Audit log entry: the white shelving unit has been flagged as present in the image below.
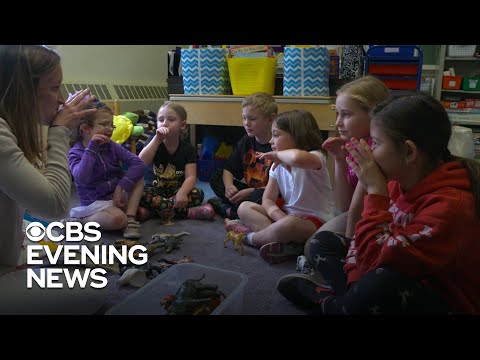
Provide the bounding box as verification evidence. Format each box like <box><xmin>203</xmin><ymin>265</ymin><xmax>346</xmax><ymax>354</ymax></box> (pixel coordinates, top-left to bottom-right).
<box><xmin>420</xmin><ymin>45</ymin><xmax>447</xmax><ymax>101</ymax></box>
<box><xmin>421</xmin><ymin>45</ymin><xmax>480</xmax><ymax>126</ymax></box>
<box><xmin>442</xmin><ymin>47</ymin><xmax>480</xmax><ymax>126</ymax></box>
<box><xmin>447</xmin><ymin>112</ymin><xmax>480</xmax><ymax>127</ymax></box>
<box><xmin>422</xmin><ymin>64</ymin><xmax>441</xmax><ymax>71</ymax></box>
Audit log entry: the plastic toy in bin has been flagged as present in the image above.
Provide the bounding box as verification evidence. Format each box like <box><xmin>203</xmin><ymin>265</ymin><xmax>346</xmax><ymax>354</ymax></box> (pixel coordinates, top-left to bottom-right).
<box><xmin>160</xmin><ymin>273</ymin><xmax>226</xmax><ymax>315</ymax></box>
<box><xmin>105</xmin><ymin>263</ymin><xmax>248</xmax><ymax>315</ymax></box>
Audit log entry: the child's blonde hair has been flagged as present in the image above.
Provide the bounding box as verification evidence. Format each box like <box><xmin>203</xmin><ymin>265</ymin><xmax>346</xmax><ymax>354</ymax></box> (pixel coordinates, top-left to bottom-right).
<box><xmin>159</xmin><ymin>101</ymin><xmax>188</xmax><ymax>121</ymax></box>
<box><xmin>337</xmin><ymin>75</ymin><xmax>389</xmax><ymax>111</ymax></box>
<box><xmin>242</xmin><ymin>92</ymin><xmax>278</xmax><ymax>116</ymax></box>
<box><xmin>274</xmin><ymin>110</ymin><xmax>324</xmax><ymax>153</ymax></box>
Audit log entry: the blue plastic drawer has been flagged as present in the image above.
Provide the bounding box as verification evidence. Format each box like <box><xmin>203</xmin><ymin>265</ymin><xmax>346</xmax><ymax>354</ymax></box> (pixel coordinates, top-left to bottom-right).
<box><xmin>368</xmin><ymin>45</ymin><xmax>417</xmax><ymax>57</ymax></box>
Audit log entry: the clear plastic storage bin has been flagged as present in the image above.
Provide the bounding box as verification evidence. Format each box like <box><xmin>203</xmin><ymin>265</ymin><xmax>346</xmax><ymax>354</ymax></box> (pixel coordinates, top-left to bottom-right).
<box><xmin>106</xmin><ymin>263</ymin><xmax>248</xmax><ymax>315</ymax></box>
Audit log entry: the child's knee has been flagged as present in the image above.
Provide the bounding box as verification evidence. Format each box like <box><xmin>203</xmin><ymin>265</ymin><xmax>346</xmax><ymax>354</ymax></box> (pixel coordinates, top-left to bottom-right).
<box><xmin>237</xmin><ymin>201</ymin><xmax>255</xmax><ymax>217</ymax></box>
<box><xmin>111</xmin><ymin>213</ymin><xmax>128</xmax><ymax>229</ymax></box>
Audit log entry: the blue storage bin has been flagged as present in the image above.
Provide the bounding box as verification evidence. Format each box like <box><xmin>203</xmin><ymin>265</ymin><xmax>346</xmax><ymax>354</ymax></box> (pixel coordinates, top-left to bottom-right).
<box><xmin>201</xmin><ymin>135</ymin><xmax>219</xmax><ymax>160</ymax></box>
<box><xmin>367</xmin><ymin>45</ymin><xmax>418</xmax><ymax>57</ymax></box>
<box><xmin>197</xmin><ymin>159</ymin><xmax>215</xmax><ymax>182</ymax></box>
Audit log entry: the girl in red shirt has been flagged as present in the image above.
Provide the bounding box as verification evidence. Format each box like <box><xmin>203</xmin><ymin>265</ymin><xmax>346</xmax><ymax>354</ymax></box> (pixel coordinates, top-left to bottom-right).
<box><xmin>277</xmin><ymin>94</ymin><xmax>480</xmax><ymax>314</ymax></box>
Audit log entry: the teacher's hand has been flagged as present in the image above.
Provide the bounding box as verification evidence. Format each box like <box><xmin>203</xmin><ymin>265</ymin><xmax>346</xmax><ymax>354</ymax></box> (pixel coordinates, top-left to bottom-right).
<box><xmin>52</xmin><ymin>89</ymin><xmax>97</xmax><ymax>130</ymax></box>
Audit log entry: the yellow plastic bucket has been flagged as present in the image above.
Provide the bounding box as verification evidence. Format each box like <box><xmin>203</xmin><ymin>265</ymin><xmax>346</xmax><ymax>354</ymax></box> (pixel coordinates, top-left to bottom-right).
<box><xmin>227</xmin><ymin>56</ymin><xmax>277</xmax><ymax>96</ymax></box>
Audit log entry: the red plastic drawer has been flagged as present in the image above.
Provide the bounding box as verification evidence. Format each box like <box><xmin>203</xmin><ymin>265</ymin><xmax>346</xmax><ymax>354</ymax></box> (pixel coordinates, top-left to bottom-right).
<box><xmin>369</xmin><ymin>63</ymin><xmax>418</xmax><ymax>75</ymax></box>
<box><xmin>381</xmin><ymin>79</ymin><xmax>418</xmax><ymax>90</ymax></box>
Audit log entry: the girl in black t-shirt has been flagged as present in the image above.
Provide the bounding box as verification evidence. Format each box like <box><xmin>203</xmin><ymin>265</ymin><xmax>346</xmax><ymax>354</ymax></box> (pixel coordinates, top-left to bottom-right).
<box><xmin>139</xmin><ymin>102</ymin><xmax>214</xmax><ymax>220</ymax></box>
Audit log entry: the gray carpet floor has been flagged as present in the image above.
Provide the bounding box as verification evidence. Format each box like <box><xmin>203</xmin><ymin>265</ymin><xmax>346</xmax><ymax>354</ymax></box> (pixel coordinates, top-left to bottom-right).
<box><xmin>70</xmin><ymin>181</ymin><xmax>306</xmax><ymax>315</ymax></box>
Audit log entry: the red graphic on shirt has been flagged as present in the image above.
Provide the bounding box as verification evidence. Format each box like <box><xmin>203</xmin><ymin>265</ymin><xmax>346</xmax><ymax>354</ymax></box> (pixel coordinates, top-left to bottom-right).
<box><xmin>243</xmin><ymin>149</ymin><xmax>272</xmax><ymax>188</ymax></box>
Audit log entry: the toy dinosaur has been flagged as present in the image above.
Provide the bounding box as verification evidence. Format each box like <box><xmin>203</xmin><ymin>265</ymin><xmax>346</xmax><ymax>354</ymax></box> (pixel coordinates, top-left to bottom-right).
<box><xmin>151</xmin><ymin>231</ymin><xmax>190</xmax><ymax>243</ymax></box>
<box><xmin>224</xmin><ymin>231</ymin><xmax>245</xmax><ymax>256</ymax></box>
<box><xmin>150</xmin><ymin>231</ymin><xmax>190</xmax><ymax>253</ymax></box>
<box><xmin>160</xmin><ymin>274</ymin><xmax>225</xmax><ymax>315</ymax></box>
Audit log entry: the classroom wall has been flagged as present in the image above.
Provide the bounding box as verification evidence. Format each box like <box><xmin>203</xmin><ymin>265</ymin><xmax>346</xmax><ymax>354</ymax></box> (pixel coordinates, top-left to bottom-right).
<box><xmin>55</xmin><ymin>45</ymin><xmax>339</xmax><ymax>85</ymax></box>
<box><xmin>56</xmin><ymin>45</ymin><xmax>176</xmax><ymax>85</ymax></box>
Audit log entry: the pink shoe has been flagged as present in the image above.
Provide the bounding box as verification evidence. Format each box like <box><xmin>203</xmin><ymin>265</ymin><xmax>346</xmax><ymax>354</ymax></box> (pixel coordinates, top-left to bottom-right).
<box><xmin>224</xmin><ymin>219</ymin><xmax>251</xmax><ymax>234</ymax></box>
<box><xmin>187</xmin><ymin>203</ymin><xmax>215</xmax><ymax>220</ymax></box>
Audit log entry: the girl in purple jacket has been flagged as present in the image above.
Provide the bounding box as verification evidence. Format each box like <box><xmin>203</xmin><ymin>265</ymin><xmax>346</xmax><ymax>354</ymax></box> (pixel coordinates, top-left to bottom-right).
<box><xmin>68</xmin><ymin>101</ymin><xmax>146</xmax><ymax>239</ymax></box>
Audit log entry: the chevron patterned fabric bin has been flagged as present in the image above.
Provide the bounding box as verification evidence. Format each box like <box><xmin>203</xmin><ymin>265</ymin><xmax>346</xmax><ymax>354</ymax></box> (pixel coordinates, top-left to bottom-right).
<box><xmin>181</xmin><ymin>48</ymin><xmax>230</xmax><ymax>95</ymax></box>
<box><xmin>283</xmin><ymin>47</ymin><xmax>330</xmax><ymax>96</ymax></box>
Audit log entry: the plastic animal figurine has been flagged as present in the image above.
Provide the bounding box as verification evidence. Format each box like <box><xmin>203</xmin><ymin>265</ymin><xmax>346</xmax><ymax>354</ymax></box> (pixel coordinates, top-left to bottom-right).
<box><xmin>160</xmin><ymin>274</ymin><xmax>225</xmax><ymax>315</ymax></box>
<box><xmin>150</xmin><ymin>232</ymin><xmax>190</xmax><ymax>254</ymax></box>
<box><xmin>224</xmin><ymin>231</ymin><xmax>245</xmax><ymax>256</ymax></box>
<box><xmin>151</xmin><ymin>232</ymin><xmax>190</xmax><ymax>244</ymax></box>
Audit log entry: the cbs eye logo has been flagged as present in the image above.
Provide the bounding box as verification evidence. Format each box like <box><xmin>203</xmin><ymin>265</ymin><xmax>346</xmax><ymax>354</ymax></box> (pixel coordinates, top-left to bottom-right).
<box><xmin>25</xmin><ymin>222</ymin><xmax>47</xmax><ymax>241</ymax></box>
<box><xmin>25</xmin><ymin>221</ymin><xmax>102</xmax><ymax>242</ymax></box>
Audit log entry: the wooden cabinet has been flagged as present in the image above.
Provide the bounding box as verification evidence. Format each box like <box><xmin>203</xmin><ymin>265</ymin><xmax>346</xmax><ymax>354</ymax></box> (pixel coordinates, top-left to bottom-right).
<box><xmin>169</xmin><ymin>95</ymin><xmax>337</xmax><ymax>143</ymax></box>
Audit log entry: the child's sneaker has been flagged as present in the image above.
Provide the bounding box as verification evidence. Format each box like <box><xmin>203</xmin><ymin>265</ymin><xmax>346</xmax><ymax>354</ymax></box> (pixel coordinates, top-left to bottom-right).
<box><xmin>187</xmin><ymin>203</ymin><xmax>215</xmax><ymax>220</ymax></box>
<box><xmin>276</xmin><ymin>273</ymin><xmax>334</xmax><ymax>311</ymax></box>
<box><xmin>224</xmin><ymin>219</ymin><xmax>251</xmax><ymax>234</ymax></box>
<box><xmin>258</xmin><ymin>242</ymin><xmax>305</xmax><ymax>264</ymax></box>
<box><xmin>123</xmin><ymin>218</ymin><xmax>142</xmax><ymax>239</ymax></box>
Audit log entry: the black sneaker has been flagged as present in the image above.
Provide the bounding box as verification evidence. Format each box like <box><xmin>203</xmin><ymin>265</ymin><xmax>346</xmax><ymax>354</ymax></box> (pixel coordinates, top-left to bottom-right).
<box><xmin>276</xmin><ymin>273</ymin><xmax>334</xmax><ymax>311</ymax></box>
<box><xmin>207</xmin><ymin>197</ymin><xmax>229</xmax><ymax>218</ymax></box>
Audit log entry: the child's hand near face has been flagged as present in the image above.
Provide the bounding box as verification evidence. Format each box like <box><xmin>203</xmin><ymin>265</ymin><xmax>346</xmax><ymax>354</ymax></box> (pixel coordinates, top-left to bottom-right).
<box><xmin>322</xmin><ymin>137</ymin><xmax>347</xmax><ymax>160</ymax></box>
<box><xmin>155</xmin><ymin>127</ymin><xmax>169</xmax><ymax>142</ymax></box>
<box><xmin>91</xmin><ymin>133</ymin><xmax>111</xmax><ymax>145</ymax></box>
<box><xmin>345</xmin><ymin>138</ymin><xmax>387</xmax><ymax>196</ymax></box>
